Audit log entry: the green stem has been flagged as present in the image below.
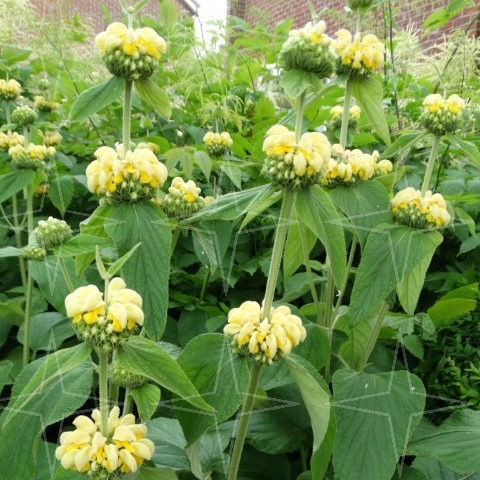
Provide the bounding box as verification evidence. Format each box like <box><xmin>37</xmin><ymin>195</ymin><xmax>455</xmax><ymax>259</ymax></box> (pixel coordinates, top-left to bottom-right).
<box><xmin>123</xmin><ymin>81</ymin><xmax>133</xmax><ymax>152</ymax></box>
<box><xmin>323</xmin><ymin>262</ymin><xmax>336</xmax><ymax>382</ymax></box>
<box><xmin>421</xmin><ymin>135</ymin><xmax>440</xmax><ymax>195</ymax></box>
<box><xmin>298</xmin><ymin>222</ymin><xmax>321</xmax><ymax>323</ymax></box>
<box><xmin>295</xmin><ymin>91</ymin><xmax>307</xmax><ymax>142</ymax></box>
<box><xmin>358</xmin><ymin>302</ymin><xmax>390</xmax><ymax>371</ymax></box>
<box><xmin>26</xmin><ymin>184</ymin><xmax>33</xmax><ymax>234</ymax></box>
<box><xmin>110</xmin><ymin>352</ymin><xmax>119</xmax><ymax>406</ymax></box>
<box><xmin>227</xmin><ymin>362</ymin><xmax>262</xmax><ymax>480</ymax></box>
<box><xmin>22</xmin><ymin>269</ymin><xmax>33</xmax><ymax>367</ymax></box>
<box><xmin>339</xmin><ymin>78</ymin><xmax>353</xmax><ymax>148</ymax></box>
<box><xmin>171</xmin><ymin>228</ymin><xmax>181</xmax><ymax>253</ymax></box>
<box><xmin>262</xmin><ymin>189</ymin><xmax>295</xmax><ymax>319</ymax></box>
<box><xmin>98</xmin><ymin>350</ymin><xmax>110</xmax><ymax>436</ymax></box>
<box><xmin>333</xmin><ymin>237</ymin><xmax>357</xmax><ymax>317</ymax></box>
<box><xmin>12</xmin><ymin>194</ymin><xmax>27</xmax><ymax>287</ymax></box>
<box><xmin>199</xmin><ymin>267</ymin><xmax>210</xmax><ymax>302</ymax></box>
<box><xmin>6</xmin><ymin>102</ymin><xmax>11</xmax><ymax>127</ymax></box>
<box><xmin>23</xmin><ymin>126</ymin><xmax>29</xmax><ymax>146</ymax></box>
<box><xmin>59</xmin><ymin>257</ymin><xmax>74</xmax><ymax>292</ymax></box>
<box><xmin>123</xmin><ymin>386</ymin><xmax>132</xmax><ymax>415</ymax></box>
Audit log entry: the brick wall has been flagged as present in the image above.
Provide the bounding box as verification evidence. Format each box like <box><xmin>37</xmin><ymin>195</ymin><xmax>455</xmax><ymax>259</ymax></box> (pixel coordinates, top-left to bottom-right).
<box><xmin>31</xmin><ymin>0</ymin><xmax>195</xmax><ymax>32</ymax></box>
<box><xmin>230</xmin><ymin>0</ymin><xmax>479</xmax><ymax>46</ymax></box>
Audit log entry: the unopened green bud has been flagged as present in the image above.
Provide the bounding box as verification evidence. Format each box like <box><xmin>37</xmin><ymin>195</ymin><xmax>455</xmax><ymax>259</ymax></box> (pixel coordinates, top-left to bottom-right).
<box><xmin>12</xmin><ymin>106</ymin><xmax>37</xmax><ymax>127</ymax></box>
<box><xmin>34</xmin><ymin>216</ymin><xmax>72</xmax><ymax>250</ymax></box>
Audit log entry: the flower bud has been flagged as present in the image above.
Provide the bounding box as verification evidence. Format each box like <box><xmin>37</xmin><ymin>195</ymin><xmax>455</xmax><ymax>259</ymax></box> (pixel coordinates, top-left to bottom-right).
<box><xmin>162</xmin><ymin>177</ymin><xmax>205</xmax><ymax>218</ymax></box>
<box><xmin>420</xmin><ymin>93</ymin><xmax>465</xmax><ymax>135</ymax></box>
<box><xmin>23</xmin><ymin>246</ymin><xmax>46</xmax><ymax>261</ymax></box>
<box><xmin>203</xmin><ymin>131</ymin><xmax>233</xmax><ymax>157</ymax></box>
<box><xmin>11</xmin><ymin>105</ymin><xmax>37</xmax><ymax>128</ymax></box>
<box><xmin>347</xmin><ymin>0</ymin><xmax>375</xmax><ymax>10</ymax></box>
<box><xmin>43</xmin><ymin>131</ymin><xmax>62</xmax><ymax>146</ymax></box>
<box><xmin>34</xmin><ymin>217</ymin><xmax>72</xmax><ymax>250</ymax></box>
<box><xmin>0</xmin><ymin>78</ymin><xmax>22</xmax><ymax>102</ymax></box>
<box><xmin>111</xmin><ymin>360</ymin><xmax>146</xmax><ymax>389</ymax></box>
<box><xmin>34</xmin><ymin>95</ymin><xmax>60</xmax><ymax>112</ymax></box>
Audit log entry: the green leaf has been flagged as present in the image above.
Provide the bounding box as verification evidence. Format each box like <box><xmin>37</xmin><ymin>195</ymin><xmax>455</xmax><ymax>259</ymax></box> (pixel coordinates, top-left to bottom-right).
<box><xmin>135</xmin><ymin>78</ymin><xmax>171</xmax><ymax>119</ymax></box>
<box><xmin>286</xmin><ymin>354</ymin><xmax>330</xmax><ymax>479</ymax></box>
<box><xmin>138</xmin><ymin>466</ymin><xmax>178</xmax><ymax>480</ymax></box>
<box><xmin>412</xmin><ymin>456</ymin><xmax>480</xmax><ymax>480</ymax></box>
<box><xmin>382</xmin><ymin>132</ymin><xmax>426</xmax><ymax>159</ymax></box>
<box><xmin>396</xmin><ymin>241</ymin><xmax>438</xmax><ymax>315</ymax></box>
<box><xmin>107</xmin><ymin>242</ymin><xmax>141</xmax><ymax>276</ymax></box>
<box><xmin>0</xmin><ymin>299</ymin><xmax>23</xmax><ymax>325</ymax></box>
<box><xmin>402</xmin><ymin>334</ymin><xmax>424</xmax><ymax>360</ymax></box>
<box><xmin>0</xmin><ymin>169</ymin><xmax>35</xmax><ymax>204</ymax></box>
<box><xmin>349</xmin><ymin>224</ymin><xmax>442</xmax><ymax>325</ymax></box>
<box><xmin>330</xmin><ymin>180</ymin><xmax>392</xmax><ymax>246</ymax></box>
<box><xmin>239</xmin><ymin>185</ymin><xmax>282</xmax><ymax>231</ymax></box>
<box><xmin>116</xmin><ymin>336</ymin><xmax>213</xmax><ymax>412</ymax></box>
<box><xmin>48</xmin><ymin>175</ymin><xmax>74</xmax><ymax>216</ymax></box>
<box><xmin>0</xmin><ymin>246</ymin><xmax>23</xmax><ymax>257</ymax></box>
<box><xmin>351</xmin><ymin>76</ymin><xmax>391</xmax><ymax>145</ymax></box>
<box><xmin>159</xmin><ymin>0</ymin><xmax>179</xmax><ymax>30</ymax></box>
<box><xmin>176</xmin><ymin>333</ymin><xmax>250</xmax><ymax>444</ymax></box>
<box><xmin>427</xmin><ymin>297</ymin><xmax>476</xmax><ymax>329</ymax></box>
<box><xmin>280</xmin><ymin>69</ymin><xmax>321</xmax><ymax>98</ymax></box>
<box><xmin>184</xmin><ymin>185</ymin><xmax>273</xmax><ymax>224</ymax></box>
<box><xmin>194</xmin><ymin>150</ymin><xmax>211</xmax><ymax>180</ymax></box>
<box><xmin>409</xmin><ymin>409</ymin><xmax>480</xmax><ymax>473</ymax></box>
<box><xmin>70</xmin><ymin>76</ymin><xmax>125</xmax><ymax>121</ymax></box>
<box><xmin>54</xmin><ymin>234</ymin><xmax>112</xmax><ymax>257</ymax></box>
<box><xmin>444</xmin><ymin>133</ymin><xmax>480</xmax><ymax>168</ymax></box>
<box><xmin>296</xmin><ymin>185</ymin><xmax>346</xmax><ymax>288</ymax></box>
<box><xmin>423</xmin><ymin>8</ymin><xmax>450</xmax><ymax>30</ymax></box>
<box><xmin>130</xmin><ymin>383</ymin><xmax>161</xmax><ymax>422</ymax></box>
<box><xmin>105</xmin><ymin>203</ymin><xmax>171</xmax><ymax>340</ymax></box>
<box><xmin>17</xmin><ymin>312</ymin><xmax>74</xmax><ymax>352</ymax></box>
<box><xmin>333</xmin><ymin>369</ymin><xmax>425</xmax><ymax>480</ymax></box>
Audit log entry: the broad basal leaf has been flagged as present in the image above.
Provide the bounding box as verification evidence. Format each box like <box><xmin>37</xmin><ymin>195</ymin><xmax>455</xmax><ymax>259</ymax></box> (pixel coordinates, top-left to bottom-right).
<box><xmin>0</xmin><ymin>169</ymin><xmax>35</xmax><ymax>204</ymax></box>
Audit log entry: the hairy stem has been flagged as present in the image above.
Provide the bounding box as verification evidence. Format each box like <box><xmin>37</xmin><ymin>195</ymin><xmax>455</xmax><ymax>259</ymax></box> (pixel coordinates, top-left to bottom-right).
<box><xmin>123</xmin><ymin>386</ymin><xmax>132</xmax><ymax>415</ymax></box>
<box><xmin>22</xmin><ymin>270</ymin><xmax>33</xmax><ymax>367</ymax></box>
<box><xmin>421</xmin><ymin>135</ymin><xmax>440</xmax><ymax>195</ymax></box>
<box><xmin>12</xmin><ymin>194</ymin><xmax>27</xmax><ymax>287</ymax></box>
<box><xmin>98</xmin><ymin>350</ymin><xmax>110</xmax><ymax>436</ymax></box>
<box><xmin>227</xmin><ymin>362</ymin><xmax>262</xmax><ymax>480</ymax></box>
<box><xmin>295</xmin><ymin>91</ymin><xmax>307</xmax><ymax>142</ymax></box>
<box><xmin>59</xmin><ymin>257</ymin><xmax>74</xmax><ymax>293</ymax></box>
<box><xmin>339</xmin><ymin>79</ymin><xmax>353</xmax><ymax>148</ymax></box>
<box><xmin>123</xmin><ymin>81</ymin><xmax>133</xmax><ymax>152</ymax></box>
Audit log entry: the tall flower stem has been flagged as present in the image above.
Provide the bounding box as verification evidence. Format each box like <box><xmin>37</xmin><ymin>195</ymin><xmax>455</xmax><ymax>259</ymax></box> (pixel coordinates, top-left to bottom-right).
<box><xmin>358</xmin><ymin>302</ymin><xmax>389</xmax><ymax>371</ymax></box>
<box><xmin>295</xmin><ymin>90</ymin><xmax>307</xmax><ymax>142</ymax></box>
<box><xmin>226</xmin><ymin>362</ymin><xmax>262</xmax><ymax>480</ymax></box>
<box><xmin>59</xmin><ymin>257</ymin><xmax>74</xmax><ymax>293</ymax></box>
<box><xmin>12</xmin><ymin>194</ymin><xmax>27</xmax><ymax>287</ymax></box>
<box><xmin>339</xmin><ymin>78</ymin><xmax>353</xmax><ymax>149</ymax></box>
<box><xmin>123</xmin><ymin>81</ymin><xmax>133</xmax><ymax>152</ymax></box>
<box><xmin>421</xmin><ymin>135</ymin><xmax>440</xmax><ymax>195</ymax></box>
<box><xmin>22</xmin><ymin>183</ymin><xmax>34</xmax><ymax>367</ymax></box>
<box><xmin>123</xmin><ymin>387</ymin><xmax>132</xmax><ymax>415</ymax></box>
<box><xmin>98</xmin><ymin>350</ymin><xmax>110</xmax><ymax>436</ymax></box>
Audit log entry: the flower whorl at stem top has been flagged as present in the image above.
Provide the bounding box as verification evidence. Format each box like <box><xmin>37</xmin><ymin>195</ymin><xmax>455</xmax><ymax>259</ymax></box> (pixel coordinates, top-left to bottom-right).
<box><xmin>162</xmin><ymin>177</ymin><xmax>205</xmax><ymax>218</ymax></box>
<box><xmin>9</xmin><ymin>144</ymin><xmax>56</xmax><ymax>170</ymax></box>
<box><xmin>11</xmin><ymin>105</ymin><xmax>37</xmax><ymax>127</ymax></box>
<box><xmin>420</xmin><ymin>93</ymin><xmax>465</xmax><ymax>135</ymax></box>
<box><xmin>332</xmin><ymin>30</ymin><xmax>384</xmax><ymax>76</ymax></box>
<box><xmin>224</xmin><ymin>301</ymin><xmax>307</xmax><ymax>365</ymax></box>
<box><xmin>0</xmin><ymin>78</ymin><xmax>21</xmax><ymax>102</ymax></box>
<box><xmin>323</xmin><ymin>144</ymin><xmax>392</xmax><ymax>187</ymax></box>
<box><xmin>0</xmin><ymin>131</ymin><xmax>24</xmax><ymax>151</ymax></box>
<box><xmin>392</xmin><ymin>187</ymin><xmax>450</xmax><ymax>230</ymax></box>
<box><xmin>43</xmin><ymin>131</ymin><xmax>62</xmax><ymax>146</ymax></box>
<box><xmin>203</xmin><ymin>131</ymin><xmax>233</xmax><ymax>157</ymax></box>
<box><xmin>34</xmin><ymin>216</ymin><xmax>72</xmax><ymax>250</ymax></box>
<box><xmin>95</xmin><ymin>22</ymin><xmax>167</xmax><ymax>81</ymax></box>
<box><xmin>65</xmin><ymin>278</ymin><xmax>144</xmax><ymax>351</ymax></box>
<box><xmin>262</xmin><ymin>124</ymin><xmax>331</xmax><ymax>189</ymax></box>
<box><xmin>55</xmin><ymin>406</ymin><xmax>154</xmax><ymax>476</ymax></box>
<box><xmin>328</xmin><ymin>104</ymin><xmax>361</xmax><ymax>130</ymax></box>
<box><xmin>279</xmin><ymin>20</ymin><xmax>336</xmax><ymax>78</ymax></box>
<box><xmin>34</xmin><ymin>95</ymin><xmax>60</xmax><ymax>113</ymax></box>
<box><xmin>86</xmin><ymin>144</ymin><xmax>168</xmax><ymax>205</ymax></box>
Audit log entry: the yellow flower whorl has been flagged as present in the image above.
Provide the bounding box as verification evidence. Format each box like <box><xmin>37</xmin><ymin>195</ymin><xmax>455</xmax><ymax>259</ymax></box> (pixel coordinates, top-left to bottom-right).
<box><xmin>0</xmin><ymin>131</ymin><xmax>24</xmax><ymax>151</ymax></box>
<box><xmin>327</xmin><ymin>104</ymin><xmax>361</xmax><ymax>130</ymax></box>
<box><xmin>43</xmin><ymin>131</ymin><xmax>62</xmax><ymax>146</ymax></box>
<box><xmin>8</xmin><ymin>143</ymin><xmax>55</xmax><ymax>170</ymax></box>
<box><xmin>323</xmin><ymin>144</ymin><xmax>391</xmax><ymax>187</ymax></box>
<box><xmin>391</xmin><ymin>187</ymin><xmax>450</xmax><ymax>230</ymax></box>
<box><xmin>0</xmin><ymin>78</ymin><xmax>22</xmax><ymax>101</ymax></box>
<box><xmin>420</xmin><ymin>93</ymin><xmax>465</xmax><ymax>135</ymax></box>
<box><xmin>332</xmin><ymin>30</ymin><xmax>384</xmax><ymax>75</ymax></box>
<box><xmin>95</xmin><ymin>23</ymin><xmax>167</xmax><ymax>80</ymax></box>
<box><xmin>86</xmin><ymin>144</ymin><xmax>168</xmax><ymax>205</ymax></box>
<box><xmin>65</xmin><ymin>278</ymin><xmax>144</xmax><ymax>350</ymax></box>
<box><xmin>262</xmin><ymin>124</ymin><xmax>331</xmax><ymax>189</ymax></box>
<box><xmin>162</xmin><ymin>176</ymin><xmax>205</xmax><ymax>218</ymax></box>
<box><xmin>55</xmin><ymin>407</ymin><xmax>154</xmax><ymax>475</ymax></box>
<box><xmin>203</xmin><ymin>131</ymin><xmax>233</xmax><ymax>156</ymax></box>
<box><xmin>224</xmin><ymin>301</ymin><xmax>307</xmax><ymax>364</ymax></box>
<box><xmin>34</xmin><ymin>95</ymin><xmax>60</xmax><ymax>112</ymax></box>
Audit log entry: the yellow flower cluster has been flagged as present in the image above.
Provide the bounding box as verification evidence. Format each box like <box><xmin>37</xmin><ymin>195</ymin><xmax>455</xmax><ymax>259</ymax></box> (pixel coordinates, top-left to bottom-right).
<box><xmin>323</xmin><ymin>144</ymin><xmax>392</xmax><ymax>186</ymax></box>
<box><xmin>34</xmin><ymin>95</ymin><xmax>60</xmax><ymax>112</ymax></box>
<box><xmin>136</xmin><ymin>141</ymin><xmax>160</xmax><ymax>154</ymax></box>
<box><xmin>420</xmin><ymin>93</ymin><xmax>465</xmax><ymax>135</ymax></box>
<box><xmin>0</xmin><ymin>131</ymin><xmax>24</xmax><ymax>151</ymax></box>
<box><xmin>224</xmin><ymin>301</ymin><xmax>307</xmax><ymax>364</ymax></box>
<box><xmin>95</xmin><ymin>23</ymin><xmax>167</xmax><ymax>80</ymax></box>
<box><xmin>0</xmin><ymin>78</ymin><xmax>21</xmax><ymax>101</ymax></box>
<box><xmin>86</xmin><ymin>144</ymin><xmax>168</xmax><ymax>205</ymax></box>
<box><xmin>56</xmin><ymin>407</ymin><xmax>154</xmax><ymax>475</ymax></box>
<box><xmin>43</xmin><ymin>131</ymin><xmax>62</xmax><ymax>146</ymax></box>
<box><xmin>279</xmin><ymin>20</ymin><xmax>336</xmax><ymax>77</ymax></box>
<box><xmin>9</xmin><ymin>143</ymin><xmax>55</xmax><ymax>170</ymax></box>
<box><xmin>391</xmin><ymin>187</ymin><xmax>450</xmax><ymax>230</ymax></box>
<box><xmin>332</xmin><ymin>30</ymin><xmax>384</xmax><ymax>75</ymax></box>
<box><xmin>65</xmin><ymin>278</ymin><xmax>144</xmax><ymax>350</ymax></box>
<box><xmin>262</xmin><ymin>124</ymin><xmax>331</xmax><ymax>188</ymax></box>
<box><xmin>162</xmin><ymin>177</ymin><xmax>205</xmax><ymax>218</ymax></box>
<box><xmin>203</xmin><ymin>131</ymin><xmax>233</xmax><ymax>156</ymax></box>
<box><xmin>330</xmin><ymin>105</ymin><xmax>361</xmax><ymax>120</ymax></box>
